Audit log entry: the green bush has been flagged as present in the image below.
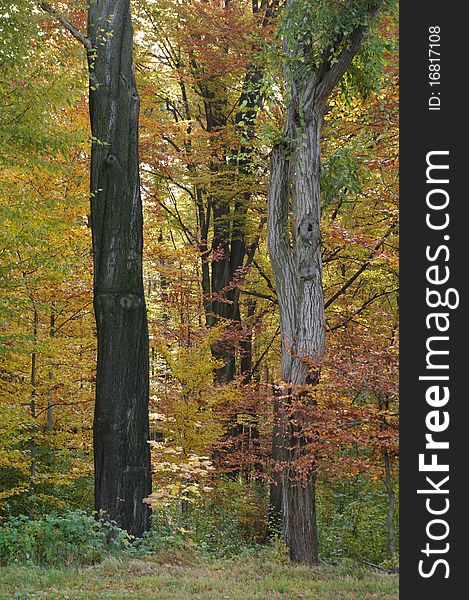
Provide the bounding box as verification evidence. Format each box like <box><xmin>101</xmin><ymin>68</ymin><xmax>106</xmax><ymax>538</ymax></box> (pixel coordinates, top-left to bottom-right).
<box><xmin>0</xmin><ymin>478</ymin><xmax>399</xmax><ymax>568</ymax></box>
<box><xmin>0</xmin><ymin>511</ymin><xmax>132</xmax><ymax>566</ymax></box>
<box><xmin>144</xmin><ymin>480</ymin><xmax>269</xmax><ymax>558</ymax></box>
<box><xmin>144</xmin><ymin>503</ymin><xmax>250</xmax><ymax>557</ymax></box>
<box><xmin>317</xmin><ymin>478</ymin><xmax>399</xmax><ymax>566</ymax></box>
<box><xmin>143</xmin><ymin>477</ymin><xmax>399</xmax><ymax>567</ymax></box>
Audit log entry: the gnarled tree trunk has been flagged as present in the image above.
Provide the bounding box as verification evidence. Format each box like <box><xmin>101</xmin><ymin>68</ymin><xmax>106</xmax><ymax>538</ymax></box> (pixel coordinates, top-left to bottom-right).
<box><xmin>267</xmin><ymin>0</ymin><xmax>385</xmax><ymax>565</ymax></box>
<box><xmin>268</xmin><ymin>109</ymin><xmax>325</xmax><ymax>565</ymax></box>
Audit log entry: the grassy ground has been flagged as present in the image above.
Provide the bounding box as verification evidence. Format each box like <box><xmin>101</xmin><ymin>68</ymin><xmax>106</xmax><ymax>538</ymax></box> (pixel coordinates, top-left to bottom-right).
<box><xmin>0</xmin><ymin>553</ymin><xmax>398</xmax><ymax>600</ymax></box>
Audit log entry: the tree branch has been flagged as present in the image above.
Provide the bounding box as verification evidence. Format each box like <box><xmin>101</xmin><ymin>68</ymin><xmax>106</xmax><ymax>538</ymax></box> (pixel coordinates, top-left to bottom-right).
<box><xmin>324</xmin><ymin>221</ymin><xmax>397</xmax><ymax>310</ymax></box>
<box><xmin>39</xmin><ymin>2</ymin><xmax>92</xmax><ymax>50</ymax></box>
<box><xmin>250</xmin><ymin>326</ymin><xmax>280</xmax><ymax>378</ymax></box>
<box><xmin>252</xmin><ymin>258</ymin><xmax>277</xmax><ymax>296</ymax></box>
<box><xmin>326</xmin><ymin>288</ymin><xmax>398</xmax><ymax>331</ymax></box>
<box><xmin>34</xmin><ymin>398</ymin><xmax>94</xmax><ymax>418</ymax></box>
<box><xmin>53</xmin><ymin>301</ymin><xmax>93</xmax><ymax>335</ymax></box>
<box><xmin>240</xmin><ymin>289</ymin><xmax>278</xmax><ymax>304</ymax></box>
<box><xmin>314</xmin><ymin>0</ymin><xmax>385</xmax><ymax>107</ymax></box>
<box><xmin>150</xmin><ymin>194</ymin><xmax>196</xmax><ymax>244</ymax></box>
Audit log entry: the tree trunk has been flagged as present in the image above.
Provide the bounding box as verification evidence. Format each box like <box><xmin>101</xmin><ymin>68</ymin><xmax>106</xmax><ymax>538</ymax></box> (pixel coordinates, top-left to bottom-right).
<box><xmin>47</xmin><ymin>305</ymin><xmax>55</xmax><ymax>431</ymax></box>
<box><xmin>268</xmin><ymin>386</ymin><xmax>284</xmax><ymax>536</ymax></box>
<box><xmin>202</xmin><ymin>66</ymin><xmax>263</xmax><ymax>383</ymax></box>
<box><xmin>383</xmin><ymin>448</ymin><xmax>396</xmax><ymax>564</ymax></box>
<box><xmin>87</xmin><ymin>0</ymin><xmax>151</xmax><ymax>537</ymax></box>
<box><xmin>29</xmin><ymin>307</ymin><xmax>38</xmax><ymax>519</ymax></box>
<box><xmin>268</xmin><ymin>109</ymin><xmax>325</xmax><ymax>565</ymax></box>
<box><xmin>267</xmin><ymin>0</ymin><xmax>384</xmax><ymax>565</ymax></box>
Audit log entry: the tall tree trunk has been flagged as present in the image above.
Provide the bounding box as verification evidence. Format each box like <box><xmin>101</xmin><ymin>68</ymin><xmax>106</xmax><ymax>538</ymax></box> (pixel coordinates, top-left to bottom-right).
<box><xmin>87</xmin><ymin>0</ymin><xmax>151</xmax><ymax>537</ymax></box>
<box><xmin>267</xmin><ymin>0</ymin><xmax>384</xmax><ymax>565</ymax></box>
<box><xmin>29</xmin><ymin>307</ymin><xmax>38</xmax><ymax>519</ymax></box>
<box><xmin>268</xmin><ymin>385</ymin><xmax>284</xmax><ymax>535</ymax></box>
<box><xmin>268</xmin><ymin>111</ymin><xmax>324</xmax><ymax>565</ymax></box>
<box><xmin>202</xmin><ymin>66</ymin><xmax>263</xmax><ymax>383</ymax></box>
<box><xmin>47</xmin><ymin>305</ymin><xmax>55</xmax><ymax>431</ymax></box>
<box><xmin>383</xmin><ymin>448</ymin><xmax>396</xmax><ymax>565</ymax></box>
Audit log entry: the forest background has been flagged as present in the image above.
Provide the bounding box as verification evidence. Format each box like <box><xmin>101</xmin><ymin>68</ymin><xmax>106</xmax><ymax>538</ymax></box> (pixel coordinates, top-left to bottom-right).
<box><xmin>0</xmin><ymin>0</ymin><xmax>398</xmax><ymax>587</ymax></box>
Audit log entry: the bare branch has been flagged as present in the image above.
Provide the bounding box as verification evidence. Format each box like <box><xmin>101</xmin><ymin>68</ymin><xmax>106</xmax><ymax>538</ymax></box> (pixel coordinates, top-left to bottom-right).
<box><xmin>53</xmin><ymin>301</ymin><xmax>93</xmax><ymax>335</ymax></box>
<box><xmin>326</xmin><ymin>288</ymin><xmax>398</xmax><ymax>331</ymax></box>
<box><xmin>250</xmin><ymin>326</ymin><xmax>280</xmax><ymax>378</ymax></box>
<box><xmin>39</xmin><ymin>2</ymin><xmax>92</xmax><ymax>50</ymax></box>
<box><xmin>150</xmin><ymin>195</ymin><xmax>196</xmax><ymax>244</ymax></box>
<box><xmin>252</xmin><ymin>258</ymin><xmax>277</xmax><ymax>296</ymax></box>
<box><xmin>324</xmin><ymin>221</ymin><xmax>397</xmax><ymax>310</ymax></box>
<box><xmin>240</xmin><ymin>289</ymin><xmax>278</xmax><ymax>304</ymax></box>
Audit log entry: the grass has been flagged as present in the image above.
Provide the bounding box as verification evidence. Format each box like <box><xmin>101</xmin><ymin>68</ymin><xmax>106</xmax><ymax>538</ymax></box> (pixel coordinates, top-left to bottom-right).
<box><xmin>0</xmin><ymin>552</ymin><xmax>398</xmax><ymax>600</ymax></box>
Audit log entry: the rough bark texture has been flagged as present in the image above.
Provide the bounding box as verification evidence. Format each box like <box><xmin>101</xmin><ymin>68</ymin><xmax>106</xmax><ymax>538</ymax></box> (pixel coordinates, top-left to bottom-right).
<box><xmin>268</xmin><ymin>113</ymin><xmax>324</xmax><ymax>565</ymax></box>
<box><xmin>383</xmin><ymin>448</ymin><xmax>396</xmax><ymax>564</ymax></box>
<box><xmin>267</xmin><ymin>0</ymin><xmax>384</xmax><ymax>566</ymax></box>
<box><xmin>87</xmin><ymin>0</ymin><xmax>151</xmax><ymax>537</ymax></box>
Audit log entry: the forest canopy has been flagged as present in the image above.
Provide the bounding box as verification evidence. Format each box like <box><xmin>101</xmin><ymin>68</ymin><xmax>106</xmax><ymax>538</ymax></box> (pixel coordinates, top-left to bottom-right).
<box><xmin>0</xmin><ymin>0</ymin><xmax>398</xmax><ymax>571</ymax></box>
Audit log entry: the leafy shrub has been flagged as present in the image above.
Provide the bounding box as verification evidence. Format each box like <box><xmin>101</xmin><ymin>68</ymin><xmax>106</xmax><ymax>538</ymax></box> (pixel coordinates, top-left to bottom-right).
<box><xmin>208</xmin><ymin>479</ymin><xmax>269</xmax><ymax>544</ymax></box>
<box><xmin>0</xmin><ymin>511</ymin><xmax>132</xmax><ymax>566</ymax></box>
<box><xmin>144</xmin><ymin>479</ymin><xmax>269</xmax><ymax>558</ymax></box>
<box><xmin>317</xmin><ymin>478</ymin><xmax>399</xmax><ymax>566</ymax></box>
<box><xmin>143</xmin><ymin>503</ymin><xmax>247</xmax><ymax>557</ymax></box>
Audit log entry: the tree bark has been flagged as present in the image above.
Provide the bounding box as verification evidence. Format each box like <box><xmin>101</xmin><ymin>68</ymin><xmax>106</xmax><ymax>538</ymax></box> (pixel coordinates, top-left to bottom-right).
<box><xmin>268</xmin><ymin>111</ymin><xmax>324</xmax><ymax>565</ymax></box>
<box><xmin>87</xmin><ymin>0</ymin><xmax>151</xmax><ymax>537</ymax></box>
<box><xmin>267</xmin><ymin>0</ymin><xmax>385</xmax><ymax>565</ymax></box>
<box><xmin>268</xmin><ymin>385</ymin><xmax>284</xmax><ymax>535</ymax></box>
<box><xmin>200</xmin><ymin>65</ymin><xmax>264</xmax><ymax>383</ymax></box>
<box><xmin>383</xmin><ymin>448</ymin><xmax>396</xmax><ymax>565</ymax></box>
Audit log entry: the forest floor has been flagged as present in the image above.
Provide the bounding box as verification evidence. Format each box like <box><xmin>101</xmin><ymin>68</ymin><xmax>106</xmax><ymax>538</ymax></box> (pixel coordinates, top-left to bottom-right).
<box><xmin>0</xmin><ymin>553</ymin><xmax>398</xmax><ymax>600</ymax></box>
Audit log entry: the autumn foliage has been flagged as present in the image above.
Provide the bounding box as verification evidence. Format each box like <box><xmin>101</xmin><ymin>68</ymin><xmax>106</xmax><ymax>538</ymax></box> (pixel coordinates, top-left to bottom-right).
<box><xmin>1</xmin><ymin>0</ymin><xmax>398</xmax><ymax>566</ymax></box>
